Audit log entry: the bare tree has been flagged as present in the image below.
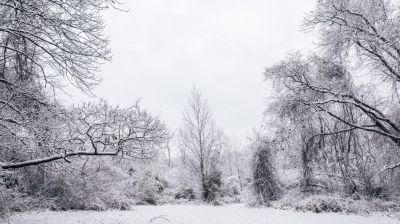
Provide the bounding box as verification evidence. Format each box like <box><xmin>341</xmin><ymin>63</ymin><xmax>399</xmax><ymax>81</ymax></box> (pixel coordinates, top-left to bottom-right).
<box><xmin>0</xmin><ymin>0</ymin><xmax>113</xmax><ymax>137</ymax></box>
<box><xmin>302</xmin><ymin>0</ymin><xmax>400</xmax><ymax>154</ymax></box>
<box><xmin>178</xmin><ymin>86</ymin><xmax>224</xmax><ymax>201</ymax></box>
<box><xmin>261</xmin><ymin>0</ymin><xmax>400</xmax><ymax>197</ymax></box>
<box><xmin>0</xmin><ymin>1</ymin><xmax>139</xmax><ymax>170</ymax></box>
<box><xmin>305</xmin><ymin>0</ymin><xmax>400</xmax><ymax>85</ymax></box>
<box><xmin>0</xmin><ymin>0</ymin><xmax>113</xmax><ymax>91</ymax></box>
<box><xmin>266</xmin><ymin>52</ymin><xmax>400</xmax><ymax>171</ymax></box>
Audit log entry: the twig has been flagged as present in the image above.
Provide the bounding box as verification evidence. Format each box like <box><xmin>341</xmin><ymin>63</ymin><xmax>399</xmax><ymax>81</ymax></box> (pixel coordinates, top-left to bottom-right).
<box><xmin>148</xmin><ymin>215</ymin><xmax>170</xmax><ymax>223</ymax></box>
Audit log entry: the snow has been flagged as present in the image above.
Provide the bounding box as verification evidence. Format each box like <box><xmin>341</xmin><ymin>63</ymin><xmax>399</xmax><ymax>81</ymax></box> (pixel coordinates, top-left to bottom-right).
<box><xmin>3</xmin><ymin>204</ymin><xmax>398</xmax><ymax>224</ymax></box>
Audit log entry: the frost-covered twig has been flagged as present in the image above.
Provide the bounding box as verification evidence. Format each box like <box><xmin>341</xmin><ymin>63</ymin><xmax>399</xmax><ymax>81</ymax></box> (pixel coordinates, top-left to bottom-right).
<box><xmin>380</xmin><ymin>162</ymin><xmax>400</xmax><ymax>173</ymax></box>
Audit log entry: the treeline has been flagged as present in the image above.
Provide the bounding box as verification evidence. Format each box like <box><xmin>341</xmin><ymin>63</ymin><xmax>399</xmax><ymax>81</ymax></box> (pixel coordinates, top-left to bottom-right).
<box><xmin>0</xmin><ymin>0</ymin><xmax>249</xmax><ymax>216</ymax></box>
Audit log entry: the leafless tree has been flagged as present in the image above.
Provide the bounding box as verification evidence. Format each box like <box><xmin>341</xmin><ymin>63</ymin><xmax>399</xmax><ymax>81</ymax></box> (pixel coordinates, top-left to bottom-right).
<box><xmin>261</xmin><ymin>0</ymin><xmax>400</xmax><ymax>197</ymax></box>
<box><xmin>0</xmin><ymin>0</ymin><xmax>114</xmax><ymax>91</ymax></box>
<box><xmin>0</xmin><ymin>1</ymin><xmax>145</xmax><ymax>170</ymax></box>
<box><xmin>305</xmin><ymin>0</ymin><xmax>400</xmax><ymax>85</ymax></box>
<box><xmin>266</xmin><ymin>51</ymin><xmax>400</xmax><ymax>171</ymax></box>
<box><xmin>0</xmin><ymin>0</ymin><xmax>114</xmax><ymax>138</ymax></box>
<box><xmin>302</xmin><ymin>0</ymin><xmax>400</xmax><ymax>155</ymax></box>
<box><xmin>178</xmin><ymin>86</ymin><xmax>224</xmax><ymax>201</ymax></box>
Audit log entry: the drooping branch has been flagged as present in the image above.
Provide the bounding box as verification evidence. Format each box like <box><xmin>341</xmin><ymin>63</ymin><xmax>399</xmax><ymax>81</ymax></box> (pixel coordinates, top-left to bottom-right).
<box><xmin>0</xmin><ymin>151</ymin><xmax>119</xmax><ymax>170</ymax></box>
<box><xmin>0</xmin><ymin>101</ymin><xmax>168</xmax><ymax>170</ymax></box>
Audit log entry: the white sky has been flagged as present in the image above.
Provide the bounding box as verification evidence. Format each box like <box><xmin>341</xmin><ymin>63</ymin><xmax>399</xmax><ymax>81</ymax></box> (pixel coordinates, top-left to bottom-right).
<box><xmin>65</xmin><ymin>0</ymin><xmax>317</xmax><ymax>142</ymax></box>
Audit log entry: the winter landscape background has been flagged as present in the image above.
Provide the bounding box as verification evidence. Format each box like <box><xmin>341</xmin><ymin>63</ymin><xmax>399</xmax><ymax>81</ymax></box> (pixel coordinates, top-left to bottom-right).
<box><xmin>1</xmin><ymin>0</ymin><xmax>400</xmax><ymax>223</ymax></box>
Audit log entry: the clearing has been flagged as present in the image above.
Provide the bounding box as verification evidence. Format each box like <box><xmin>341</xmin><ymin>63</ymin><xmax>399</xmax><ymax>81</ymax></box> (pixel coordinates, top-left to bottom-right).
<box><xmin>3</xmin><ymin>204</ymin><xmax>398</xmax><ymax>224</ymax></box>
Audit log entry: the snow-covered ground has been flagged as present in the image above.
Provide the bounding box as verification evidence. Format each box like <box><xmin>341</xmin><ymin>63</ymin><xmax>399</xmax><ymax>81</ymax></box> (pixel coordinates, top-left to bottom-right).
<box><xmin>3</xmin><ymin>204</ymin><xmax>398</xmax><ymax>224</ymax></box>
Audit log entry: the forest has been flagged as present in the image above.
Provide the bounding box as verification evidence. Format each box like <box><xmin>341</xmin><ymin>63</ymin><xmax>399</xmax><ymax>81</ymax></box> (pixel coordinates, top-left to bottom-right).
<box><xmin>1</xmin><ymin>0</ymin><xmax>400</xmax><ymax>223</ymax></box>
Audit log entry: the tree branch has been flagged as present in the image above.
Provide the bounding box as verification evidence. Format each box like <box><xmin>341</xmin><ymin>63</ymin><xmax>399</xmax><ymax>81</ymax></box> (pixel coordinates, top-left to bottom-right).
<box><xmin>0</xmin><ymin>150</ymin><xmax>119</xmax><ymax>170</ymax></box>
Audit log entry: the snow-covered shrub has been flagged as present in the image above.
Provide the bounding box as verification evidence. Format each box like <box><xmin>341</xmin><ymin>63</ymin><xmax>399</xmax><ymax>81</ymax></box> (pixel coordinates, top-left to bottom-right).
<box><xmin>129</xmin><ymin>171</ymin><xmax>165</xmax><ymax>205</ymax></box>
<box><xmin>1</xmin><ymin>158</ymin><xmax>134</xmax><ymax>212</ymax></box>
<box><xmin>101</xmin><ymin>189</ymin><xmax>131</xmax><ymax>210</ymax></box>
<box><xmin>295</xmin><ymin>196</ymin><xmax>343</xmax><ymax>213</ymax></box>
<box><xmin>80</xmin><ymin>162</ymin><xmax>131</xmax><ymax>210</ymax></box>
<box><xmin>275</xmin><ymin>188</ymin><xmax>400</xmax><ymax>216</ymax></box>
<box><xmin>0</xmin><ymin>170</ymin><xmax>15</xmax><ymax>217</ymax></box>
<box><xmin>0</xmin><ymin>184</ymin><xmax>11</xmax><ymax>217</ymax></box>
<box><xmin>44</xmin><ymin>178</ymin><xmax>81</xmax><ymax>211</ymax></box>
<box><xmin>41</xmin><ymin>160</ymin><xmax>131</xmax><ymax>211</ymax></box>
<box><xmin>202</xmin><ymin>170</ymin><xmax>222</xmax><ymax>203</ymax></box>
<box><xmin>79</xmin><ymin>188</ymin><xmax>130</xmax><ymax>211</ymax></box>
<box><xmin>219</xmin><ymin>176</ymin><xmax>243</xmax><ymax>204</ymax></box>
<box><xmin>276</xmin><ymin>189</ymin><xmax>352</xmax><ymax>213</ymax></box>
<box><xmin>174</xmin><ymin>188</ymin><xmax>196</xmax><ymax>200</ymax></box>
<box><xmin>220</xmin><ymin>176</ymin><xmax>241</xmax><ymax>197</ymax></box>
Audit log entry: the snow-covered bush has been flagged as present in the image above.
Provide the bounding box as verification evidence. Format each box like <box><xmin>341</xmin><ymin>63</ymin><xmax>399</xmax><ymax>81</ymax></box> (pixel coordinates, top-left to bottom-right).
<box><xmin>275</xmin><ymin>188</ymin><xmax>400</xmax><ymax>216</ymax></box>
<box><xmin>44</xmin><ymin>178</ymin><xmax>81</xmax><ymax>211</ymax></box>
<box><xmin>174</xmin><ymin>188</ymin><xmax>196</xmax><ymax>200</ymax></box>
<box><xmin>128</xmin><ymin>171</ymin><xmax>165</xmax><ymax>205</ymax></box>
<box><xmin>202</xmin><ymin>170</ymin><xmax>222</xmax><ymax>203</ymax></box>
<box><xmin>295</xmin><ymin>196</ymin><xmax>344</xmax><ymax>213</ymax></box>
<box><xmin>1</xmin><ymin>158</ymin><xmax>137</xmax><ymax>212</ymax></box>
<box><xmin>0</xmin><ymin>184</ymin><xmax>10</xmax><ymax>217</ymax></box>
<box><xmin>220</xmin><ymin>176</ymin><xmax>241</xmax><ymax>197</ymax></box>
<box><xmin>0</xmin><ymin>170</ymin><xmax>15</xmax><ymax>217</ymax></box>
<box><xmin>219</xmin><ymin>176</ymin><xmax>243</xmax><ymax>204</ymax></box>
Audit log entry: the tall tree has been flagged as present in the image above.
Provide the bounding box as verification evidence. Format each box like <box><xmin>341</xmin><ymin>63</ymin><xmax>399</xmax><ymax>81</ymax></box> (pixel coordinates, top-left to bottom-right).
<box><xmin>178</xmin><ymin>86</ymin><xmax>224</xmax><ymax>201</ymax></box>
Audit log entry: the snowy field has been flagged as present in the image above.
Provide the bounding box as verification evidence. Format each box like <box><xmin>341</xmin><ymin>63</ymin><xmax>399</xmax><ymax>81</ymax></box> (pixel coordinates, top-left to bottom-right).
<box><xmin>3</xmin><ymin>204</ymin><xmax>398</xmax><ymax>224</ymax></box>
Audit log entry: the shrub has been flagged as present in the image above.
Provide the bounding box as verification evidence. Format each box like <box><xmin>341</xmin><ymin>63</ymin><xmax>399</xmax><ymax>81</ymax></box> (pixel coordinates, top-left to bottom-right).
<box><xmin>275</xmin><ymin>188</ymin><xmax>400</xmax><ymax>216</ymax></box>
<box><xmin>296</xmin><ymin>196</ymin><xmax>343</xmax><ymax>213</ymax></box>
<box><xmin>130</xmin><ymin>171</ymin><xmax>165</xmax><ymax>205</ymax></box>
<box><xmin>220</xmin><ymin>176</ymin><xmax>242</xmax><ymax>197</ymax></box>
<box><xmin>0</xmin><ymin>170</ymin><xmax>14</xmax><ymax>217</ymax></box>
<box><xmin>175</xmin><ymin>188</ymin><xmax>196</xmax><ymax>200</ymax></box>
<box><xmin>0</xmin><ymin>185</ymin><xmax>11</xmax><ymax>218</ymax></box>
<box><xmin>202</xmin><ymin>171</ymin><xmax>222</xmax><ymax>203</ymax></box>
<box><xmin>219</xmin><ymin>176</ymin><xmax>243</xmax><ymax>204</ymax></box>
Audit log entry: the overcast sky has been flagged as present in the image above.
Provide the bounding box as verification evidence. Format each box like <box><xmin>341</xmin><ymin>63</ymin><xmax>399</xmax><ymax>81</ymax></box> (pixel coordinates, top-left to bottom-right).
<box><xmin>66</xmin><ymin>0</ymin><xmax>317</xmax><ymax>142</ymax></box>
